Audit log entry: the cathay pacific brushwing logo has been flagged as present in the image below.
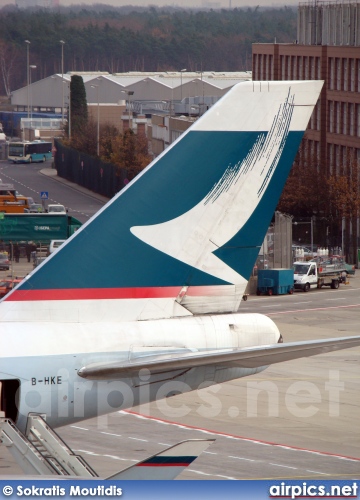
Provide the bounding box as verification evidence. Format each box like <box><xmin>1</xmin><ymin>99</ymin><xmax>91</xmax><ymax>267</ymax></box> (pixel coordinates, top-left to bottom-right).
<box><xmin>131</xmin><ymin>91</ymin><xmax>295</xmax><ymax>285</ymax></box>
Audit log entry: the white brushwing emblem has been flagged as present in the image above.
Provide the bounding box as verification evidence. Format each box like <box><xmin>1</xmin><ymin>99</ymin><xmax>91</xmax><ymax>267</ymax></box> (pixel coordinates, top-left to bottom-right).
<box><xmin>131</xmin><ymin>93</ymin><xmax>295</xmax><ymax>285</ymax></box>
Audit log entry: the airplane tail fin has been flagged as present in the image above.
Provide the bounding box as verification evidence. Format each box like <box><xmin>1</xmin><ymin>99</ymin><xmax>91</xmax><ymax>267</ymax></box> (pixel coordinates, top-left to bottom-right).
<box><xmin>106</xmin><ymin>439</ymin><xmax>214</xmax><ymax>480</ymax></box>
<box><xmin>2</xmin><ymin>80</ymin><xmax>323</xmax><ymax>322</ymax></box>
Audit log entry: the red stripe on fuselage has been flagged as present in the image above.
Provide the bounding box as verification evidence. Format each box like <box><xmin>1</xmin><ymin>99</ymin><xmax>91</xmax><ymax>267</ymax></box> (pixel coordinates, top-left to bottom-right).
<box><xmin>5</xmin><ymin>285</ymin><xmax>230</xmax><ymax>301</ymax></box>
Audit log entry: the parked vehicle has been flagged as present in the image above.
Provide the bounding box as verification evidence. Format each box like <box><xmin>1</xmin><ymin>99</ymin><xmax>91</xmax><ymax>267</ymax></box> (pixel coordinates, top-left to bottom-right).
<box><xmin>0</xmin><ymin>213</ymin><xmax>81</xmax><ymax>244</ymax></box>
<box><xmin>293</xmin><ymin>259</ymin><xmax>346</xmax><ymax>292</ymax></box>
<box><xmin>0</xmin><ymin>181</ymin><xmax>31</xmax><ymax>213</ymax></box>
<box><xmin>0</xmin><ymin>278</ymin><xmax>23</xmax><ymax>298</ymax></box>
<box><xmin>0</xmin><ymin>254</ymin><xmax>10</xmax><ymax>270</ymax></box>
<box><xmin>257</xmin><ymin>269</ymin><xmax>294</xmax><ymax>296</ymax></box>
<box><xmin>331</xmin><ymin>255</ymin><xmax>356</xmax><ymax>275</ymax></box>
<box><xmin>47</xmin><ymin>204</ymin><xmax>67</xmax><ymax>214</ymax></box>
<box><xmin>28</xmin><ymin>203</ymin><xmax>45</xmax><ymax>213</ymax></box>
<box><xmin>49</xmin><ymin>240</ymin><xmax>66</xmax><ymax>254</ymax></box>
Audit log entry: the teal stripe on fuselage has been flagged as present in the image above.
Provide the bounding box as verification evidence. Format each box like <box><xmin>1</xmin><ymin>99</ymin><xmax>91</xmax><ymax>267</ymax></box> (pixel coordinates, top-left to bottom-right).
<box><xmin>18</xmin><ymin>130</ymin><xmax>303</xmax><ymax>291</ymax></box>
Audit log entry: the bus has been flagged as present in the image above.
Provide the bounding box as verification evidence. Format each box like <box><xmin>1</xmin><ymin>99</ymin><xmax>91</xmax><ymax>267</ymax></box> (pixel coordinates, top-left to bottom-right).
<box><xmin>8</xmin><ymin>140</ymin><xmax>52</xmax><ymax>164</ymax></box>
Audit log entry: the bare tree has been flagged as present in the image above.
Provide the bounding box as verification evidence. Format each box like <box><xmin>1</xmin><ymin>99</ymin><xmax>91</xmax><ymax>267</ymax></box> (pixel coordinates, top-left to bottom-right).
<box><xmin>0</xmin><ymin>41</ymin><xmax>19</xmax><ymax>97</ymax></box>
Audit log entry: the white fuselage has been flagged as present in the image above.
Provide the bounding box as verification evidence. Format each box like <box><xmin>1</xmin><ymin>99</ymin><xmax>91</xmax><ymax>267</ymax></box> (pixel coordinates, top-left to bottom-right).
<box><xmin>0</xmin><ymin>313</ymin><xmax>280</xmax><ymax>432</ymax></box>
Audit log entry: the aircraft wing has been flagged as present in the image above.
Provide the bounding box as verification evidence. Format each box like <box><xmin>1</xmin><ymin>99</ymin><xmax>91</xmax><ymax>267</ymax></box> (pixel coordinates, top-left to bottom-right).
<box><xmin>78</xmin><ymin>335</ymin><xmax>360</xmax><ymax>380</ymax></box>
<box><xmin>106</xmin><ymin>439</ymin><xmax>214</xmax><ymax>480</ymax></box>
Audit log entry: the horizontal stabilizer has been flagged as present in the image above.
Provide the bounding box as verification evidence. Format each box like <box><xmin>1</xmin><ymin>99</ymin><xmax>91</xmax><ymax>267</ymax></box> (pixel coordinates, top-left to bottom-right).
<box><xmin>106</xmin><ymin>439</ymin><xmax>214</xmax><ymax>480</ymax></box>
<box><xmin>78</xmin><ymin>335</ymin><xmax>360</xmax><ymax>379</ymax></box>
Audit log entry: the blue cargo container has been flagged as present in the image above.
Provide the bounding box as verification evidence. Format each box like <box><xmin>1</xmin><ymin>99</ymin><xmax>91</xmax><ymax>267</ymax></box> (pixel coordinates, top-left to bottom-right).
<box><xmin>257</xmin><ymin>269</ymin><xmax>294</xmax><ymax>296</ymax></box>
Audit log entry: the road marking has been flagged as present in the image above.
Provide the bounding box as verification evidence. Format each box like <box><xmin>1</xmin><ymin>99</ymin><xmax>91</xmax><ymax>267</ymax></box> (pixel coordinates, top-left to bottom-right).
<box><xmin>269</xmin><ymin>463</ymin><xmax>298</xmax><ymax>469</ymax></box>
<box><xmin>122</xmin><ymin>411</ymin><xmax>360</xmax><ymax>462</ymax></box>
<box><xmin>326</xmin><ymin>298</ymin><xmax>346</xmax><ymax>301</ymax></box>
<box><xmin>267</xmin><ymin>303</ymin><xmax>360</xmax><ymax>316</ymax></box>
<box><xmin>100</xmin><ymin>431</ymin><xmax>122</xmax><ymax>437</ymax></box>
<box><xmin>70</xmin><ymin>425</ymin><xmax>88</xmax><ymax>431</ymax></box>
<box><xmin>128</xmin><ymin>436</ymin><xmax>148</xmax><ymax>442</ymax></box>
<box><xmin>259</xmin><ymin>304</ymin><xmax>283</xmax><ymax>308</ymax></box>
<box><xmin>229</xmin><ymin>456</ymin><xmax>255</xmax><ymax>462</ymax></box>
<box><xmin>188</xmin><ymin>469</ymin><xmax>236</xmax><ymax>480</ymax></box>
<box><xmin>306</xmin><ymin>469</ymin><xmax>330</xmax><ymax>475</ymax></box>
<box><xmin>76</xmin><ymin>449</ymin><xmax>135</xmax><ymax>462</ymax></box>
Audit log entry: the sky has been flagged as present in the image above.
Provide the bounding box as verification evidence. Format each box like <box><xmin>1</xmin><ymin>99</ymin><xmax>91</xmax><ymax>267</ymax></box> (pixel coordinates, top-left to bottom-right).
<box><xmin>0</xmin><ymin>0</ymin><xmax>300</xmax><ymax>8</ymax></box>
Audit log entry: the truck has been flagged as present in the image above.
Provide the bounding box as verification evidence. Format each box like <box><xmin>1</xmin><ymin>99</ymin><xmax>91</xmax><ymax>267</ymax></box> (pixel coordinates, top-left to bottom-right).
<box><xmin>0</xmin><ymin>182</ymin><xmax>31</xmax><ymax>213</ymax></box>
<box><xmin>0</xmin><ymin>213</ymin><xmax>82</xmax><ymax>244</ymax></box>
<box><xmin>293</xmin><ymin>259</ymin><xmax>346</xmax><ymax>292</ymax></box>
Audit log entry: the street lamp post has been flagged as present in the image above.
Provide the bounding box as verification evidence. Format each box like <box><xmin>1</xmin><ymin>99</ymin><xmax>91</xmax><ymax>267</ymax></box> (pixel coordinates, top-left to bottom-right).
<box><xmin>25</xmin><ymin>40</ymin><xmax>30</xmax><ymax>119</ymax></box>
<box><xmin>60</xmin><ymin>40</ymin><xmax>65</xmax><ymax>125</ymax></box>
<box><xmin>91</xmin><ymin>84</ymin><xmax>100</xmax><ymax>156</ymax></box>
<box><xmin>29</xmin><ymin>65</ymin><xmax>36</xmax><ymax>122</ymax></box>
<box><xmin>180</xmin><ymin>68</ymin><xmax>187</xmax><ymax>101</ymax></box>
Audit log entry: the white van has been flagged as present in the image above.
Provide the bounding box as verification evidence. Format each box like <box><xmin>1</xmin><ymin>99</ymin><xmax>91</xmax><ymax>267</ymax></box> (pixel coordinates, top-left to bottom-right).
<box><xmin>49</xmin><ymin>240</ymin><xmax>66</xmax><ymax>254</ymax></box>
<box><xmin>47</xmin><ymin>204</ymin><xmax>67</xmax><ymax>214</ymax></box>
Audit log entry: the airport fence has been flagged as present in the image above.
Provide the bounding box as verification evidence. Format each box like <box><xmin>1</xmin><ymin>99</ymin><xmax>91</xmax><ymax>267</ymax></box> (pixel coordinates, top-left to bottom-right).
<box><xmin>54</xmin><ymin>140</ymin><xmax>127</xmax><ymax>199</ymax></box>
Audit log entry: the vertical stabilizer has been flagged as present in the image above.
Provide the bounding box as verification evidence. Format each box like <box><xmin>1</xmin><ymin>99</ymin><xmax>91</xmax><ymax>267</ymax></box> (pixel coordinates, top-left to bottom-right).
<box><xmin>2</xmin><ymin>80</ymin><xmax>323</xmax><ymax>322</ymax></box>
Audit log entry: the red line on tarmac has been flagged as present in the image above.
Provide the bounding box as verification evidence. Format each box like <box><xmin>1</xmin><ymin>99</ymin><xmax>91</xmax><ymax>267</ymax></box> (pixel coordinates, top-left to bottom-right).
<box><xmin>122</xmin><ymin>410</ymin><xmax>360</xmax><ymax>462</ymax></box>
<box><xmin>265</xmin><ymin>303</ymin><xmax>360</xmax><ymax>316</ymax></box>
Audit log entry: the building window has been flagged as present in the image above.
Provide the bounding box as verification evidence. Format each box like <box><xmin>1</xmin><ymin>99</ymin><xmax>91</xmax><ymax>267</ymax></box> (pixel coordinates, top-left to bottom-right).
<box><xmin>309</xmin><ymin>57</ymin><xmax>313</xmax><ymax>79</ymax></box>
<box><xmin>328</xmin><ymin>144</ymin><xmax>334</xmax><ymax>173</ymax></box>
<box><xmin>287</xmin><ymin>56</ymin><xmax>291</xmax><ymax>79</ymax></box>
<box><xmin>343</xmin><ymin>103</ymin><xmax>347</xmax><ymax>135</ymax></box>
<box><xmin>281</xmin><ymin>56</ymin><xmax>285</xmax><ymax>79</ymax></box>
<box><xmin>344</xmin><ymin>59</ymin><xmax>348</xmax><ymax>91</ymax></box>
<box><xmin>357</xmin><ymin>104</ymin><xmax>360</xmax><ymax>137</ymax></box>
<box><xmin>299</xmin><ymin>57</ymin><xmax>303</xmax><ymax>79</ymax></box>
<box><xmin>335</xmin><ymin>145</ymin><xmax>340</xmax><ymax>174</ymax></box>
<box><xmin>350</xmin><ymin>103</ymin><xmax>355</xmax><ymax>135</ymax></box>
<box><xmin>269</xmin><ymin>55</ymin><xmax>273</xmax><ymax>79</ymax></box>
<box><xmin>265</xmin><ymin>55</ymin><xmax>269</xmax><ymax>79</ymax></box>
<box><xmin>336</xmin><ymin>102</ymin><xmax>341</xmax><ymax>133</ymax></box>
<box><xmin>350</xmin><ymin>59</ymin><xmax>355</xmax><ymax>91</ymax></box>
<box><xmin>329</xmin><ymin>101</ymin><xmax>334</xmax><ymax>133</ymax></box>
<box><xmin>336</xmin><ymin>58</ymin><xmax>341</xmax><ymax>90</ymax></box>
<box><xmin>292</xmin><ymin>56</ymin><xmax>296</xmax><ymax>79</ymax></box>
<box><xmin>329</xmin><ymin>58</ymin><xmax>334</xmax><ymax>90</ymax></box>
<box><xmin>258</xmin><ymin>54</ymin><xmax>263</xmax><ymax>79</ymax></box>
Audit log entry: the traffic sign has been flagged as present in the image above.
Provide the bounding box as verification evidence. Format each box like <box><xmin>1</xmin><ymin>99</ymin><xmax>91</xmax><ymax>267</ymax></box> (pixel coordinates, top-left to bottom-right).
<box><xmin>40</xmin><ymin>191</ymin><xmax>49</xmax><ymax>200</ymax></box>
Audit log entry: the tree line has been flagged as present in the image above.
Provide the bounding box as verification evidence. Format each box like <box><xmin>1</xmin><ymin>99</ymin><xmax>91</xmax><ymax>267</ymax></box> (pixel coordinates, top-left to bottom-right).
<box><xmin>0</xmin><ymin>5</ymin><xmax>297</xmax><ymax>96</ymax></box>
<box><xmin>278</xmin><ymin>144</ymin><xmax>360</xmax><ymax>262</ymax></box>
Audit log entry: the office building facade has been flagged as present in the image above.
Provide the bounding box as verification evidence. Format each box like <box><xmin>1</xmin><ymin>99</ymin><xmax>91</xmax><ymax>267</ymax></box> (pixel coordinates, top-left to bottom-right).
<box><xmin>252</xmin><ymin>1</ymin><xmax>360</xmax><ymax>260</ymax></box>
